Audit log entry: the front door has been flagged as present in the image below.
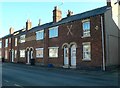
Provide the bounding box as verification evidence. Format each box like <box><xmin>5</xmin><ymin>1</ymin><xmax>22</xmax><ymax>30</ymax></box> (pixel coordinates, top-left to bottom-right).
<box><xmin>71</xmin><ymin>45</ymin><xmax>76</xmax><ymax>68</ymax></box>
<box><xmin>64</xmin><ymin>47</ymin><xmax>69</xmax><ymax>67</ymax></box>
<box><xmin>30</xmin><ymin>50</ymin><xmax>33</xmax><ymax>59</ymax></box>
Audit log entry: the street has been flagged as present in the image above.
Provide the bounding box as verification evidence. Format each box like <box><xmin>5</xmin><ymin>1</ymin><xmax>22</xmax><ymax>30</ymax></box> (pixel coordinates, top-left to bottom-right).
<box><xmin>1</xmin><ymin>63</ymin><xmax>119</xmax><ymax>87</ymax></box>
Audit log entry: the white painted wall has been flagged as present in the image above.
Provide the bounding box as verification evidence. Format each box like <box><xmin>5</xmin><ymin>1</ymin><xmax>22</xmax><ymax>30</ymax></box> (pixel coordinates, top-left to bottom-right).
<box><xmin>104</xmin><ymin>8</ymin><xmax>120</xmax><ymax>66</ymax></box>
<box><xmin>111</xmin><ymin>0</ymin><xmax>120</xmax><ymax>29</ymax></box>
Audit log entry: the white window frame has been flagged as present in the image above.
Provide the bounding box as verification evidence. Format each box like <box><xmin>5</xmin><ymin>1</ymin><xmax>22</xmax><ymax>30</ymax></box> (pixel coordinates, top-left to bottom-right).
<box><xmin>9</xmin><ymin>38</ymin><xmax>11</xmax><ymax>43</ymax></box>
<box><xmin>82</xmin><ymin>19</ymin><xmax>90</xmax><ymax>37</ymax></box>
<box><xmin>5</xmin><ymin>50</ymin><xmax>8</xmax><ymax>59</ymax></box>
<box><xmin>49</xmin><ymin>26</ymin><xmax>58</xmax><ymax>38</ymax></box>
<box><xmin>20</xmin><ymin>35</ymin><xmax>25</xmax><ymax>43</ymax></box>
<box><xmin>0</xmin><ymin>41</ymin><xmax>2</xmax><ymax>48</ymax></box>
<box><xmin>5</xmin><ymin>39</ymin><xmax>8</xmax><ymax>47</ymax></box>
<box><xmin>0</xmin><ymin>50</ymin><xmax>1</xmax><ymax>58</ymax></box>
<box><xmin>20</xmin><ymin>50</ymin><xmax>25</xmax><ymax>58</ymax></box>
<box><xmin>15</xmin><ymin>50</ymin><xmax>17</xmax><ymax>58</ymax></box>
<box><xmin>36</xmin><ymin>30</ymin><xmax>44</xmax><ymax>40</ymax></box>
<box><xmin>36</xmin><ymin>48</ymin><xmax>44</xmax><ymax>58</ymax></box>
<box><xmin>49</xmin><ymin>47</ymin><xmax>59</xmax><ymax>58</ymax></box>
<box><xmin>82</xmin><ymin>42</ymin><xmax>91</xmax><ymax>61</ymax></box>
<box><xmin>15</xmin><ymin>38</ymin><xmax>17</xmax><ymax>46</ymax></box>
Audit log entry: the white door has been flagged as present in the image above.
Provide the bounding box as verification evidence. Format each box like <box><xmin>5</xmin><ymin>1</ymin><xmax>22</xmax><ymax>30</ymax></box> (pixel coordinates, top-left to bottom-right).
<box><xmin>64</xmin><ymin>47</ymin><xmax>69</xmax><ymax>66</ymax></box>
<box><xmin>27</xmin><ymin>51</ymin><xmax>30</xmax><ymax>64</ymax></box>
<box><xmin>12</xmin><ymin>50</ymin><xmax>14</xmax><ymax>62</ymax></box>
<box><xmin>71</xmin><ymin>45</ymin><xmax>76</xmax><ymax>66</ymax></box>
<box><xmin>30</xmin><ymin>51</ymin><xmax>33</xmax><ymax>59</ymax></box>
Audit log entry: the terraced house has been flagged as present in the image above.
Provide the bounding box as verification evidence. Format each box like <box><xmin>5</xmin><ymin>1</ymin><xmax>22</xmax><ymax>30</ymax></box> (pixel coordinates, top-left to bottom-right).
<box><xmin>0</xmin><ymin>0</ymin><xmax>120</xmax><ymax>70</ymax></box>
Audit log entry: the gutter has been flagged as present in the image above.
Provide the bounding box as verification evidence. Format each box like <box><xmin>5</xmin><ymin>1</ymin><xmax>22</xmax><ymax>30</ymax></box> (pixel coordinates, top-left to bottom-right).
<box><xmin>101</xmin><ymin>16</ymin><xmax>106</xmax><ymax>71</ymax></box>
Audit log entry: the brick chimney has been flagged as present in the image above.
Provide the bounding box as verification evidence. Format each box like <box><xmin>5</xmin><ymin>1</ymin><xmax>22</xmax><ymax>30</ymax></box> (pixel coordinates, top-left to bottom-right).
<box><xmin>26</xmin><ymin>19</ymin><xmax>32</xmax><ymax>30</ymax></box>
<box><xmin>9</xmin><ymin>27</ymin><xmax>14</xmax><ymax>34</ymax></box>
<box><xmin>53</xmin><ymin>6</ymin><xmax>62</xmax><ymax>23</ymax></box>
<box><xmin>67</xmin><ymin>10</ymin><xmax>73</xmax><ymax>17</ymax></box>
<box><xmin>107</xmin><ymin>0</ymin><xmax>111</xmax><ymax>7</ymax></box>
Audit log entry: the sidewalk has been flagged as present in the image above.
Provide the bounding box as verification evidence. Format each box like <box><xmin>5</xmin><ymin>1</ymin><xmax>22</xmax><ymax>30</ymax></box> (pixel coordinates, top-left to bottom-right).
<box><xmin>2</xmin><ymin>62</ymin><xmax>119</xmax><ymax>76</ymax></box>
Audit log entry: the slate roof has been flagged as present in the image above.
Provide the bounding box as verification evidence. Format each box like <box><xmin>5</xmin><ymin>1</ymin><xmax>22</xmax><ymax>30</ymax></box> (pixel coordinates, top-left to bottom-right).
<box><xmin>2</xmin><ymin>6</ymin><xmax>110</xmax><ymax>38</ymax></box>
<box><xmin>29</xmin><ymin>6</ymin><xmax>110</xmax><ymax>33</ymax></box>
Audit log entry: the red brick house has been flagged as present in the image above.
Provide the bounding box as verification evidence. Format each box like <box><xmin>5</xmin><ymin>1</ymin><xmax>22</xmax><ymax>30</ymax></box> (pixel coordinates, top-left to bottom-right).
<box><xmin>0</xmin><ymin>1</ymin><xmax>120</xmax><ymax>70</ymax></box>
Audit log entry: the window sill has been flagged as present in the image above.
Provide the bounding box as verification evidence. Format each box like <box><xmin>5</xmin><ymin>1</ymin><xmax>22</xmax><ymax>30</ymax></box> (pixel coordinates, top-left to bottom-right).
<box><xmin>49</xmin><ymin>36</ymin><xmax>58</xmax><ymax>39</ymax></box>
<box><xmin>49</xmin><ymin>57</ymin><xmax>58</xmax><ymax>59</ymax></box>
<box><xmin>82</xmin><ymin>59</ymin><xmax>91</xmax><ymax>61</ymax></box>
<box><xmin>36</xmin><ymin>57</ymin><xmax>44</xmax><ymax>59</ymax></box>
<box><xmin>81</xmin><ymin>35</ymin><xmax>91</xmax><ymax>38</ymax></box>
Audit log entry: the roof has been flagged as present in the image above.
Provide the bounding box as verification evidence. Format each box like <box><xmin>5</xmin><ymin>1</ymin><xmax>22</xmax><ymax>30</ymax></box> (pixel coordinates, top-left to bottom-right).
<box><xmin>29</xmin><ymin>6</ymin><xmax>110</xmax><ymax>33</ymax></box>
<box><xmin>2</xmin><ymin>6</ymin><xmax>110</xmax><ymax>38</ymax></box>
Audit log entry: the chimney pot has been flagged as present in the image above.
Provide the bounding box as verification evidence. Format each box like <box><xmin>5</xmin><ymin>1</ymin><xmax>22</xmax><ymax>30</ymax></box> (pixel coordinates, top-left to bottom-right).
<box><xmin>38</xmin><ymin>19</ymin><xmax>41</xmax><ymax>26</ymax></box>
<box><xmin>67</xmin><ymin>10</ymin><xmax>73</xmax><ymax>17</ymax></box>
<box><xmin>26</xmin><ymin>19</ymin><xmax>32</xmax><ymax>30</ymax></box>
<box><xmin>107</xmin><ymin>0</ymin><xmax>111</xmax><ymax>7</ymax></box>
<box><xmin>9</xmin><ymin>27</ymin><xmax>14</xmax><ymax>34</ymax></box>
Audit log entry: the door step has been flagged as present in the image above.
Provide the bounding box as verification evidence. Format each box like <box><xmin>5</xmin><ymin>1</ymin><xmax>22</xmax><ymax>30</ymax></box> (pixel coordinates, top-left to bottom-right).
<box><xmin>70</xmin><ymin>65</ymin><xmax>76</xmax><ymax>69</ymax></box>
<box><xmin>63</xmin><ymin>65</ymin><xmax>69</xmax><ymax>68</ymax></box>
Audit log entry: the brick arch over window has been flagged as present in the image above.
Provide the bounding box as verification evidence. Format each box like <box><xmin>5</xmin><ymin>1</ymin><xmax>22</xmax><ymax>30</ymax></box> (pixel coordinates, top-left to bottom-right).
<box><xmin>69</xmin><ymin>42</ymin><xmax>77</xmax><ymax>48</ymax></box>
<box><xmin>62</xmin><ymin>43</ymin><xmax>70</xmax><ymax>49</ymax></box>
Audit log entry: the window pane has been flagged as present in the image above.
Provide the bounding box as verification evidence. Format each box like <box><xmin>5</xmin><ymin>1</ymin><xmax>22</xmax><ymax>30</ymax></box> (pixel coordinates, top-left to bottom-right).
<box><xmin>83</xmin><ymin>43</ymin><xmax>91</xmax><ymax>60</ymax></box>
<box><xmin>0</xmin><ymin>41</ymin><xmax>2</xmax><ymax>48</ymax></box>
<box><xmin>83</xmin><ymin>21</ymin><xmax>90</xmax><ymax>37</ymax></box>
<box><xmin>36</xmin><ymin>30</ymin><xmax>44</xmax><ymax>40</ymax></box>
<box><xmin>5</xmin><ymin>50</ymin><xmax>7</xmax><ymax>59</ymax></box>
<box><xmin>20</xmin><ymin>50</ymin><xmax>25</xmax><ymax>57</ymax></box>
<box><xmin>0</xmin><ymin>50</ymin><xmax>1</xmax><ymax>58</ymax></box>
<box><xmin>49</xmin><ymin>47</ymin><xmax>58</xmax><ymax>58</ymax></box>
<box><xmin>20</xmin><ymin>35</ymin><xmax>25</xmax><ymax>43</ymax></box>
<box><xmin>49</xmin><ymin>26</ymin><xmax>58</xmax><ymax>38</ymax></box>
<box><xmin>15</xmin><ymin>50</ymin><xmax>17</xmax><ymax>58</ymax></box>
<box><xmin>5</xmin><ymin>39</ymin><xmax>8</xmax><ymax>47</ymax></box>
<box><xmin>36</xmin><ymin>48</ymin><xmax>43</xmax><ymax>58</ymax></box>
<box><xmin>15</xmin><ymin>38</ymin><xmax>17</xmax><ymax>46</ymax></box>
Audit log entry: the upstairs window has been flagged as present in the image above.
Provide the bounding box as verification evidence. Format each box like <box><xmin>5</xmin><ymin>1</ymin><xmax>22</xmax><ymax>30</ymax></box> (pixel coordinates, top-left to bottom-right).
<box><xmin>36</xmin><ymin>30</ymin><xmax>44</xmax><ymax>40</ymax></box>
<box><xmin>20</xmin><ymin>35</ymin><xmax>25</xmax><ymax>43</ymax></box>
<box><xmin>9</xmin><ymin>38</ymin><xmax>11</xmax><ymax>43</ymax></box>
<box><xmin>15</xmin><ymin>38</ymin><xmax>17</xmax><ymax>46</ymax></box>
<box><xmin>82</xmin><ymin>20</ymin><xmax>90</xmax><ymax>37</ymax></box>
<box><xmin>0</xmin><ymin>50</ymin><xmax>1</xmax><ymax>58</ymax></box>
<box><xmin>0</xmin><ymin>41</ymin><xmax>2</xmax><ymax>48</ymax></box>
<box><xmin>20</xmin><ymin>50</ymin><xmax>25</xmax><ymax>58</ymax></box>
<box><xmin>5</xmin><ymin>39</ymin><xmax>8</xmax><ymax>47</ymax></box>
<box><xmin>49</xmin><ymin>26</ymin><xmax>58</xmax><ymax>38</ymax></box>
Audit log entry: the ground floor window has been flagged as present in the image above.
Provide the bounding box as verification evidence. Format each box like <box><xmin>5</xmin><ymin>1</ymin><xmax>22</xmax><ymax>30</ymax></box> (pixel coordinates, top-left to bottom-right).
<box><xmin>5</xmin><ymin>50</ymin><xmax>8</xmax><ymax>59</ymax></box>
<box><xmin>36</xmin><ymin>48</ymin><xmax>43</xmax><ymax>58</ymax></box>
<box><xmin>20</xmin><ymin>50</ymin><xmax>25</xmax><ymax>58</ymax></box>
<box><xmin>15</xmin><ymin>50</ymin><xmax>17</xmax><ymax>58</ymax></box>
<box><xmin>49</xmin><ymin>47</ymin><xmax>58</xmax><ymax>58</ymax></box>
<box><xmin>82</xmin><ymin>42</ymin><xmax>91</xmax><ymax>61</ymax></box>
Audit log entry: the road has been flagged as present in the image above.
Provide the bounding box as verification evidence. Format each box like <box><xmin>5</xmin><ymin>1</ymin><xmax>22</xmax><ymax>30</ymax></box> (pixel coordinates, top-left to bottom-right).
<box><xmin>1</xmin><ymin>63</ymin><xmax>119</xmax><ymax>87</ymax></box>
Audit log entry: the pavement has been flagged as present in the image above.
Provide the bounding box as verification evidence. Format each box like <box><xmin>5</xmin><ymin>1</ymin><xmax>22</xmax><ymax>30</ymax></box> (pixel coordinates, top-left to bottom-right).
<box><xmin>1</xmin><ymin>62</ymin><xmax>120</xmax><ymax>87</ymax></box>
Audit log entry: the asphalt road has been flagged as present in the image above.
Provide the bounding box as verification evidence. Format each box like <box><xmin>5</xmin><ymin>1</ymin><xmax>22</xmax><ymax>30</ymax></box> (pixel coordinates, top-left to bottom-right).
<box><xmin>1</xmin><ymin>63</ymin><xmax>119</xmax><ymax>87</ymax></box>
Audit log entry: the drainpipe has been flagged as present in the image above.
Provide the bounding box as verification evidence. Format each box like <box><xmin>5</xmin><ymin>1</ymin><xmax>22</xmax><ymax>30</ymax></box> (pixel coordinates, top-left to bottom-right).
<box><xmin>101</xmin><ymin>16</ymin><xmax>106</xmax><ymax>71</ymax></box>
